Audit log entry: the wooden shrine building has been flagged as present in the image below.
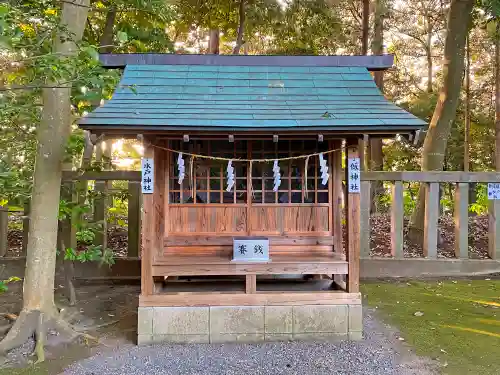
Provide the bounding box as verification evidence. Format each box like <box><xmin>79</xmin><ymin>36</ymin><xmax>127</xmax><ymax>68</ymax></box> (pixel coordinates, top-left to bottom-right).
<box><xmin>79</xmin><ymin>54</ymin><xmax>426</xmax><ymax>344</ymax></box>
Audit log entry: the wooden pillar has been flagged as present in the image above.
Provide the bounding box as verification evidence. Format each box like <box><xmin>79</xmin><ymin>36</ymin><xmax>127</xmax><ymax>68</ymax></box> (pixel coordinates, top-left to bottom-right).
<box><xmin>127</xmin><ymin>181</ymin><xmax>141</xmax><ymax>257</ymax></box>
<box><xmin>391</xmin><ymin>181</ymin><xmax>404</xmax><ymax>259</ymax></box>
<box><xmin>423</xmin><ymin>182</ymin><xmax>439</xmax><ymax>258</ymax></box>
<box><xmin>489</xmin><ymin>199</ymin><xmax>500</xmax><ymax>260</ymax></box>
<box><xmin>0</xmin><ymin>205</ymin><xmax>7</xmax><ymax>257</ymax></box>
<box><xmin>94</xmin><ymin>142</ymin><xmax>108</xmax><ymax>248</ymax></box>
<box><xmin>245</xmin><ymin>275</ymin><xmax>256</xmax><ymax>294</ymax></box>
<box><xmin>454</xmin><ymin>183</ymin><xmax>469</xmax><ymax>259</ymax></box>
<box><xmin>332</xmin><ymin>140</ymin><xmax>343</xmax><ymax>253</ymax></box>
<box><xmin>360</xmin><ymin>181</ymin><xmax>371</xmax><ymax>257</ymax></box>
<box><xmin>141</xmin><ymin>138</ymin><xmax>166</xmax><ymax>296</ymax></box>
<box><xmin>345</xmin><ymin>140</ymin><xmax>361</xmax><ymax>293</ymax></box>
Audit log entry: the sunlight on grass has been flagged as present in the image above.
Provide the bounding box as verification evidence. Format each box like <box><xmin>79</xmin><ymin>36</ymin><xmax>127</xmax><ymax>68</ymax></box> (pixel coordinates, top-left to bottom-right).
<box><xmin>362</xmin><ymin>280</ymin><xmax>500</xmax><ymax>375</ymax></box>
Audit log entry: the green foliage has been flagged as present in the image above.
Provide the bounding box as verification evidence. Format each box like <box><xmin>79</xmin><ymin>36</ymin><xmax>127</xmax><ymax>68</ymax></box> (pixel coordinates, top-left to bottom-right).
<box><xmin>469</xmin><ymin>184</ymin><xmax>490</xmax><ymax>215</ymax></box>
<box><xmin>0</xmin><ymin>276</ymin><xmax>21</xmax><ymax>294</ymax></box>
<box><xmin>363</xmin><ymin>280</ymin><xmax>500</xmax><ymax>375</ymax></box>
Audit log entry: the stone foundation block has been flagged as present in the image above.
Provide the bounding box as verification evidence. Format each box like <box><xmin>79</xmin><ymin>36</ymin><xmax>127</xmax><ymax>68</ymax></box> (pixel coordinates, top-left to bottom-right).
<box><xmin>349</xmin><ymin>304</ymin><xmax>363</xmax><ymax>332</ymax></box>
<box><xmin>293</xmin><ymin>305</ymin><xmax>348</xmax><ymax>334</ymax></box>
<box><xmin>138</xmin><ymin>307</ymin><xmax>153</xmax><ymax>335</ymax></box>
<box><xmin>265</xmin><ymin>306</ymin><xmax>293</xmax><ymax>333</ymax></box>
<box><xmin>137</xmin><ymin>334</ymin><xmax>153</xmax><ymax>345</ymax></box>
<box><xmin>153</xmin><ymin>307</ymin><xmax>209</xmax><ymax>335</ymax></box>
<box><xmin>210</xmin><ymin>306</ymin><xmax>264</xmax><ymax>334</ymax></box>
<box><xmin>211</xmin><ymin>333</ymin><xmax>265</xmax><ymax>343</ymax></box>
<box><xmin>152</xmin><ymin>334</ymin><xmax>209</xmax><ymax>344</ymax></box>
<box><xmin>349</xmin><ymin>331</ymin><xmax>363</xmax><ymax>341</ymax></box>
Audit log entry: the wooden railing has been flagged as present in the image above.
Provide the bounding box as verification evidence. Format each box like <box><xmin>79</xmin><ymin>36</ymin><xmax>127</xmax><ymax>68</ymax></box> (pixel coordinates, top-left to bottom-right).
<box><xmin>2</xmin><ymin>170</ymin><xmax>500</xmax><ymax>264</ymax></box>
<box><xmin>360</xmin><ymin>171</ymin><xmax>500</xmax><ymax>260</ymax></box>
<box><xmin>0</xmin><ymin>171</ymin><xmax>142</xmax><ymax>258</ymax></box>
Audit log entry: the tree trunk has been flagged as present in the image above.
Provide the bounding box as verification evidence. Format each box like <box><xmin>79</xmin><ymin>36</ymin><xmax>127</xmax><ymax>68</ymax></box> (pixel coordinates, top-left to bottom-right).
<box><xmin>408</xmin><ymin>0</ymin><xmax>474</xmax><ymax>245</ymax></box>
<box><xmin>232</xmin><ymin>0</ymin><xmax>245</xmax><ymax>55</ymax></box>
<box><xmin>426</xmin><ymin>17</ymin><xmax>433</xmax><ymax>93</ymax></box>
<box><xmin>361</xmin><ymin>0</ymin><xmax>370</xmax><ymax>55</ymax></box>
<box><xmin>495</xmin><ymin>23</ymin><xmax>500</xmax><ymax>171</ymax></box>
<box><xmin>99</xmin><ymin>8</ymin><xmax>117</xmax><ymax>54</ymax></box>
<box><xmin>209</xmin><ymin>29</ymin><xmax>220</xmax><ymax>54</ymax></box>
<box><xmin>464</xmin><ymin>34</ymin><xmax>470</xmax><ymax>171</ymax></box>
<box><xmin>370</xmin><ymin>0</ymin><xmax>385</xmax><ymax>212</ymax></box>
<box><xmin>0</xmin><ymin>0</ymin><xmax>90</xmax><ymax>361</ymax></box>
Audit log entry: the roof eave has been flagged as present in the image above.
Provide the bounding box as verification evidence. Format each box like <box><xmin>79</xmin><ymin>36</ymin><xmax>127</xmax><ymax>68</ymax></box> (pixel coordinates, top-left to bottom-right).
<box><xmin>99</xmin><ymin>53</ymin><xmax>394</xmax><ymax>71</ymax></box>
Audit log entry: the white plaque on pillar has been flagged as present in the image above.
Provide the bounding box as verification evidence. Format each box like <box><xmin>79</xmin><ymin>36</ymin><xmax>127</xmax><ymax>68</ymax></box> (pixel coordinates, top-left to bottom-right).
<box><xmin>347</xmin><ymin>158</ymin><xmax>361</xmax><ymax>193</ymax></box>
<box><xmin>488</xmin><ymin>183</ymin><xmax>500</xmax><ymax>200</ymax></box>
<box><xmin>141</xmin><ymin>158</ymin><xmax>154</xmax><ymax>194</ymax></box>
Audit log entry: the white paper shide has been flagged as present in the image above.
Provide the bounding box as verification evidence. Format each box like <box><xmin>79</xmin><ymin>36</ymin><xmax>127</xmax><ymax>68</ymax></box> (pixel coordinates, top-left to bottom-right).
<box><xmin>141</xmin><ymin>158</ymin><xmax>154</xmax><ymax>194</ymax></box>
<box><xmin>226</xmin><ymin>160</ymin><xmax>235</xmax><ymax>192</ymax></box>
<box><xmin>319</xmin><ymin>153</ymin><xmax>329</xmax><ymax>185</ymax></box>
<box><xmin>273</xmin><ymin>160</ymin><xmax>281</xmax><ymax>192</ymax></box>
<box><xmin>177</xmin><ymin>152</ymin><xmax>185</xmax><ymax>185</ymax></box>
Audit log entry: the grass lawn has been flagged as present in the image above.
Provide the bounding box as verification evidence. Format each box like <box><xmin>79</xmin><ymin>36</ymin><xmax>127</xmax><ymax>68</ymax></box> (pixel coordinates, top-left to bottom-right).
<box><xmin>362</xmin><ymin>279</ymin><xmax>500</xmax><ymax>375</ymax></box>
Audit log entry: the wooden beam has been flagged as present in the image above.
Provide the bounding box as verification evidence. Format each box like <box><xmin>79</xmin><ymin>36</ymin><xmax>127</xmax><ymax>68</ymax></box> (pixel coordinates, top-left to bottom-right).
<box><xmin>345</xmin><ymin>141</ymin><xmax>361</xmax><ymax>293</ymax></box>
<box><xmin>489</xmin><ymin>200</ymin><xmax>500</xmax><ymax>260</ymax></box>
<box><xmin>454</xmin><ymin>183</ymin><xmax>469</xmax><ymax>259</ymax></box>
<box><xmin>62</xmin><ymin>170</ymin><xmax>141</xmax><ymax>181</ymax></box>
<box><xmin>0</xmin><ymin>206</ymin><xmax>7</xmax><ymax>257</ymax></box>
<box><xmin>245</xmin><ymin>275</ymin><xmax>257</xmax><ymax>294</ymax></box>
<box><xmin>424</xmin><ymin>182</ymin><xmax>439</xmax><ymax>259</ymax></box>
<box><xmin>99</xmin><ymin>53</ymin><xmax>395</xmax><ymax>70</ymax></box>
<box><xmin>332</xmin><ymin>140</ymin><xmax>343</xmax><ymax>253</ymax></box>
<box><xmin>139</xmin><ymin>291</ymin><xmax>362</xmax><ymax>307</ymax></box>
<box><xmin>391</xmin><ymin>181</ymin><xmax>404</xmax><ymax>259</ymax></box>
<box><xmin>164</xmin><ymin>236</ymin><xmax>335</xmax><ymax>246</ymax></box>
<box><xmin>141</xmin><ymin>138</ymin><xmax>166</xmax><ymax>295</ymax></box>
<box><xmin>362</xmin><ymin>171</ymin><xmax>500</xmax><ymax>183</ymax></box>
<box><xmin>360</xmin><ymin>181</ymin><xmax>371</xmax><ymax>257</ymax></box>
<box><xmin>127</xmin><ymin>181</ymin><xmax>141</xmax><ymax>257</ymax></box>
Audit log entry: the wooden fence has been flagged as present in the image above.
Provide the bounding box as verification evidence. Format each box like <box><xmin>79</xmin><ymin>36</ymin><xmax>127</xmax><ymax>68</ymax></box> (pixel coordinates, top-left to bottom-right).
<box><xmin>360</xmin><ymin>171</ymin><xmax>500</xmax><ymax>260</ymax></box>
<box><xmin>2</xmin><ymin>170</ymin><xmax>500</xmax><ymax>265</ymax></box>
<box><xmin>0</xmin><ymin>171</ymin><xmax>142</xmax><ymax>258</ymax></box>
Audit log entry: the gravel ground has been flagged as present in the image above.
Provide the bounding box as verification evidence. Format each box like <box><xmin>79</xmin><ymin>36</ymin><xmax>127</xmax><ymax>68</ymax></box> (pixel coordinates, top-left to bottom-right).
<box><xmin>61</xmin><ymin>309</ymin><xmax>438</xmax><ymax>375</ymax></box>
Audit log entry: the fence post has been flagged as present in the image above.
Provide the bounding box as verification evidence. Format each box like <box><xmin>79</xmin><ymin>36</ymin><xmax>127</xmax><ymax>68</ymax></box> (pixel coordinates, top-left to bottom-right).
<box><xmin>0</xmin><ymin>206</ymin><xmax>7</xmax><ymax>257</ymax></box>
<box><xmin>21</xmin><ymin>200</ymin><xmax>30</xmax><ymax>256</ymax></box>
<box><xmin>127</xmin><ymin>181</ymin><xmax>141</xmax><ymax>257</ymax></box>
<box><xmin>489</xmin><ymin>200</ymin><xmax>500</xmax><ymax>260</ymax></box>
<box><xmin>391</xmin><ymin>181</ymin><xmax>404</xmax><ymax>259</ymax></box>
<box><xmin>360</xmin><ymin>181</ymin><xmax>371</xmax><ymax>257</ymax></box>
<box><xmin>93</xmin><ymin>182</ymin><xmax>108</xmax><ymax>249</ymax></box>
<box><xmin>454</xmin><ymin>183</ymin><xmax>469</xmax><ymax>259</ymax></box>
<box><xmin>423</xmin><ymin>182</ymin><xmax>439</xmax><ymax>258</ymax></box>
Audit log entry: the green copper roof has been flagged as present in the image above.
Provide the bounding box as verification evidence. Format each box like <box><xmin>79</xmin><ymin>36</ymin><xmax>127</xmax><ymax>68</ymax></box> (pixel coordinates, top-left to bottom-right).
<box><xmin>78</xmin><ymin>64</ymin><xmax>427</xmax><ymax>133</ymax></box>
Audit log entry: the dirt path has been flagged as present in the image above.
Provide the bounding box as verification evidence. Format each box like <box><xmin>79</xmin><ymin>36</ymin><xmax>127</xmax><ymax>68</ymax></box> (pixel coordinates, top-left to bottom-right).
<box><xmin>0</xmin><ymin>282</ymin><xmax>438</xmax><ymax>375</ymax></box>
<box><xmin>61</xmin><ymin>309</ymin><xmax>437</xmax><ymax>375</ymax></box>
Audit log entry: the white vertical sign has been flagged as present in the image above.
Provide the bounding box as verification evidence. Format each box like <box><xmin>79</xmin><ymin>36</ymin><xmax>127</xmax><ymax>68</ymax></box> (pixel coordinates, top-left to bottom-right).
<box><xmin>141</xmin><ymin>158</ymin><xmax>154</xmax><ymax>194</ymax></box>
<box><xmin>347</xmin><ymin>158</ymin><xmax>361</xmax><ymax>193</ymax></box>
<box><xmin>488</xmin><ymin>183</ymin><xmax>500</xmax><ymax>200</ymax></box>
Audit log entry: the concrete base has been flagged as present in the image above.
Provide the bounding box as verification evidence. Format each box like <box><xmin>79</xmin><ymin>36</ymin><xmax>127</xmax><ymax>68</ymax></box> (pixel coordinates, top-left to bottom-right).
<box><xmin>138</xmin><ymin>303</ymin><xmax>362</xmax><ymax>345</ymax></box>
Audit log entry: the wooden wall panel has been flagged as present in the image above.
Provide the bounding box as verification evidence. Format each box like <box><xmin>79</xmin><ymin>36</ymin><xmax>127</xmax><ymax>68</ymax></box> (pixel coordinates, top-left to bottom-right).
<box><xmin>283</xmin><ymin>207</ymin><xmax>329</xmax><ymax>233</ymax></box>
<box><xmin>167</xmin><ymin>206</ymin><xmax>247</xmax><ymax>234</ymax></box>
<box><xmin>249</xmin><ymin>207</ymin><xmax>281</xmax><ymax>234</ymax></box>
<box><xmin>163</xmin><ymin>245</ymin><xmax>334</xmax><ymax>257</ymax></box>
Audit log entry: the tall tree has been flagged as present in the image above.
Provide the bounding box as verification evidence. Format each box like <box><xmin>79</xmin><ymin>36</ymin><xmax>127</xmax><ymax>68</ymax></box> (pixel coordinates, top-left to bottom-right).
<box><xmin>361</xmin><ymin>0</ymin><xmax>369</xmax><ymax>55</ymax></box>
<box><xmin>233</xmin><ymin>0</ymin><xmax>245</xmax><ymax>54</ymax></box>
<box><xmin>370</xmin><ymin>0</ymin><xmax>386</xmax><ymax>211</ymax></box>
<box><xmin>0</xmin><ymin>0</ymin><xmax>91</xmax><ymax>362</ymax></box>
<box><xmin>408</xmin><ymin>0</ymin><xmax>475</xmax><ymax>244</ymax></box>
<box><xmin>496</xmin><ymin>22</ymin><xmax>500</xmax><ymax>170</ymax></box>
